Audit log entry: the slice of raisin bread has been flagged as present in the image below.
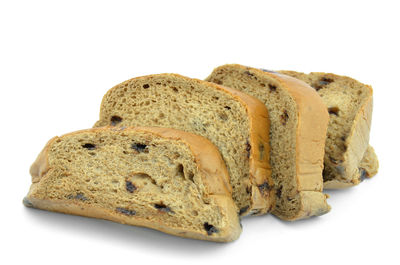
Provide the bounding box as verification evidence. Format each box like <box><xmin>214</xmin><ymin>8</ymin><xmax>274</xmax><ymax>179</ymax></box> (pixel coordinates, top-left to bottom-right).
<box><xmin>279</xmin><ymin>71</ymin><xmax>378</xmax><ymax>188</ymax></box>
<box><xmin>24</xmin><ymin>127</ymin><xmax>241</xmax><ymax>242</ymax></box>
<box><xmin>206</xmin><ymin>64</ymin><xmax>330</xmax><ymax>221</ymax></box>
<box><xmin>93</xmin><ymin>74</ymin><xmax>272</xmax><ymax>216</ymax></box>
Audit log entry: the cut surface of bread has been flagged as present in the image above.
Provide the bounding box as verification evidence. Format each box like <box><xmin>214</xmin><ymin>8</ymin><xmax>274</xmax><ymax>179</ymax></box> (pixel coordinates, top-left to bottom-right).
<box><xmin>279</xmin><ymin>71</ymin><xmax>378</xmax><ymax>188</ymax></box>
<box><xmin>24</xmin><ymin>127</ymin><xmax>241</xmax><ymax>242</ymax></box>
<box><xmin>206</xmin><ymin>64</ymin><xmax>330</xmax><ymax>221</ymax></box>
<box><xmin>94</xmin><ymin>74</ymin><xmax>272</xmax><ymax>216</ymax></box>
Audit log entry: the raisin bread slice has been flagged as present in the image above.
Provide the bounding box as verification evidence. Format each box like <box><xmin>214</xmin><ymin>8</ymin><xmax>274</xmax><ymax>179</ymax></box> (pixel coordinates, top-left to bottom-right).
<box><xmin>279</xmin><ymin>71</ymin><xmax>378</xmax><ymax>188</ymax></box>
<box><xmin>206</xmin><ymin>64</ymin><xmax>330</xmax><ymax>221</ymax></box>
<box><xmin>94</xmin><ymin>74</ymin><xmax>272</xmax><ymax>216</ymax></box>
<box><xmin>24</xmin><ymin>127</ymin><xmax>241</xmax><ymax>242</ymax></box>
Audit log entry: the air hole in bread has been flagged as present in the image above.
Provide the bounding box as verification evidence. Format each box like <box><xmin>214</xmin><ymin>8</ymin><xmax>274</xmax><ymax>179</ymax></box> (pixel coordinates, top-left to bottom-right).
<box><xmin>176</xmin><ymin>164</ymin><xmax>185</xmax><ymax>178</ymax></box>
<box><xmin>143</xmin><ymin>84</ymin><xmax>149</xmax><ymax>89</ymax></box>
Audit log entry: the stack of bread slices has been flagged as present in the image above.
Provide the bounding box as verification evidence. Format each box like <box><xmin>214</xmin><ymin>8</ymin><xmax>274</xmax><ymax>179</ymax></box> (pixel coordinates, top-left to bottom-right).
<box><xmin>24</xmin><ymin>64</ymin><xmax>378</xmax><ymax>242</ymax></box>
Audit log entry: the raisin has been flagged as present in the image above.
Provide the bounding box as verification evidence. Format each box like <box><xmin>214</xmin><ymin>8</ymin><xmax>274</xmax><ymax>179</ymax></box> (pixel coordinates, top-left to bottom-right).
<box><xmin>75</xmin><ymin>193</ymin><xmax>88</xmax><ymax>201</ymax></box>
<box><xmin>280</xmin><ymin>110</ymin><xmax>289</xmax><ymax>125</ymax></box>
<box><xmin>258</xmin><ymin>181</ymin><xmax>271</xmax><ymax>193</ymax></box>
<box><xmin>110</xmin><ymin>115</ymin><xmax>122</xmax><ymax>126</ymax></box>
<box><xmin>143</xmin><ymin>84</ymin><xmax>149</xmax><ymax>89</ymax></box>
<box><xmin>125</xmin><ymin>181</ymin><xmax>137</xmax><ymax>193</ymax></box>
<box><xmin>276</xmin><ymin>186</ymin><xmax>283</xmax><ymax>198</ymax></box>
<box><xmin>154</xmin><ymin>203</ymin><xmax>173</xmax><ymax>213</ymax></box>
<box><xmin>239</xmin><ymin>206</ymin><xmax>249</xmax><ymax>215</ymax></box>
<box><xmin>67</xmin><ymin>193</ymin><xmax>88</xmax><ymax>201</ymax></box>
<box><xmin>319</xmin><ymin>77</ymin><xmax>334</xmax><ymax>86</ymax></box>
<box><xmin>246</xmin><ymin>141</ymin><xmax>251</xmax><ymax>158</ymax></box>
<box><xmin>82</xmin><ymin>143</ymin><xmax>96</xmax><ymax>150</ymax></box>
<box><xmin>328</xmin><ymin>107</ymin><xmax>339</xmax><ymax>116</ymax></box>
<box><xmin>116</xmin><ymin>207</ymin><xmax>136</xmax><ymax>216</ymax></box>
<box><xmin>224</xmin><ymin>106</ymin><xmax>231</xmax><ymax>110</ymax></box>
<box><xmin>313</xmin><ymin>77</ymin><xmax>334</xmax><ymax>91</ymax></box>
<box><xmin>268</xmin><ymin>84</ymin><xmax>277</xmax><ymax>92</ymax></box>
<box><xmin>359</xmin><ymin>168</ymin><xmax>368</xmax><ymax>181</ymax></box>
<box><xmin>204</xmin><ymin>222</ymin><xmax>219</xmax><ymax>235</ymax></box>
<box><xmin>131</xmin><ymin>143</ymin><xmax>148</xmax><ymax>153</ymax></box>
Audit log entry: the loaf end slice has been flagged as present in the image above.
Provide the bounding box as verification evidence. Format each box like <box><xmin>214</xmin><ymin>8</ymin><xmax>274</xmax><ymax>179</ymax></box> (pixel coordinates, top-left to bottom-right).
<box><xmin>94</xmin><ymin>73</ymin><xmax>273</xmax><ymax>216</ymax></box>
<box><xmin>206</xmin><ymin>64</ymin><xmax>330</xmax><ymax>221</ymax></box>
<box><xmin>279</xmin><ymin>70</ymin><xmax>378</xmax><ymax>188</ymax></box>
<box><xmin>24</xmin><ymin>127</ymin><xmax>241</xmax><ymax>242</ymax></box>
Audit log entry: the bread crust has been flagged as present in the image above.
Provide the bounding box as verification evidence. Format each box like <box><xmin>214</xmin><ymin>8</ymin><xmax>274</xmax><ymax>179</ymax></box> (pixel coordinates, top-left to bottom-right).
<box><xmin>95</xmin><ymin>74</ymin><xmax>272</xmax><ymax>216</ymax></box>
<box><xmin>25</xmin><ymin>127</ymin><xmax>241</xmax><ymax>242</ymax></box>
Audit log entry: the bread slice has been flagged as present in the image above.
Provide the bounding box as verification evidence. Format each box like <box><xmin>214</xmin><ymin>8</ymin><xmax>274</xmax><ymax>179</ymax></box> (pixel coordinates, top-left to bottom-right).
<box><xmin>24</xmin><ymin>126</ymin><xmax>241</xmax><ymax>242</ymax></box>
<box><xmin>279</xmin><ymin>71</ymin><xmax>378</xmax><ymax>188</ymax></box>
<box><xmin>93</xmin><ymin>74</ymin><xmax>272</xmax><ymax>216</ymax></box>
<box><xmin>206</xmin><ymin>64</ymin><xmax>330</xmax><ymax>221</ymax></box>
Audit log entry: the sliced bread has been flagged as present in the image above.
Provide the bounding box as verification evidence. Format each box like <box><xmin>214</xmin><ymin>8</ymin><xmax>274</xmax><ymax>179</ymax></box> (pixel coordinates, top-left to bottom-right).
<box><xmin>93</xmin><ymin>74</ymin><xmax>273</xmax><ymax>216</ymax></box>
<box><xmin>206</xmin><ymin>64</ymin><xmax>330</xmax><ymax>221</ymax></box>
<box><xmin>279</xmin><ymin>71</ymin><xmax>378</xmax><ymax>188</ymax></box>
<box><xmin>24</xmin><ymin>126</ymin><xmax>241</xmax><ymax>242</ymax></box>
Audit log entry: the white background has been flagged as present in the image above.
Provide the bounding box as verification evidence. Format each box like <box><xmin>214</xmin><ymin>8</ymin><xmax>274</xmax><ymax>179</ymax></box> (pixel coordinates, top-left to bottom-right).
<box><xmin>1</xmin><ymin>0</ymin><xmax>398</xmax><ymax>264</ymax></box>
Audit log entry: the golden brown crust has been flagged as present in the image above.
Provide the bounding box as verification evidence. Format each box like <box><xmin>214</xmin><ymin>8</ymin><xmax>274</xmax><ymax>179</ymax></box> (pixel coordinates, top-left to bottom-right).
<box><xmin>95</xmin><ymin>73</ymin><xmax>272</xmax><ymax>216</ymax></box>
<box><xmin>25</xmin><ymin>127</ymin><xmax>241</xmax><ymax>242</ymax></box>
